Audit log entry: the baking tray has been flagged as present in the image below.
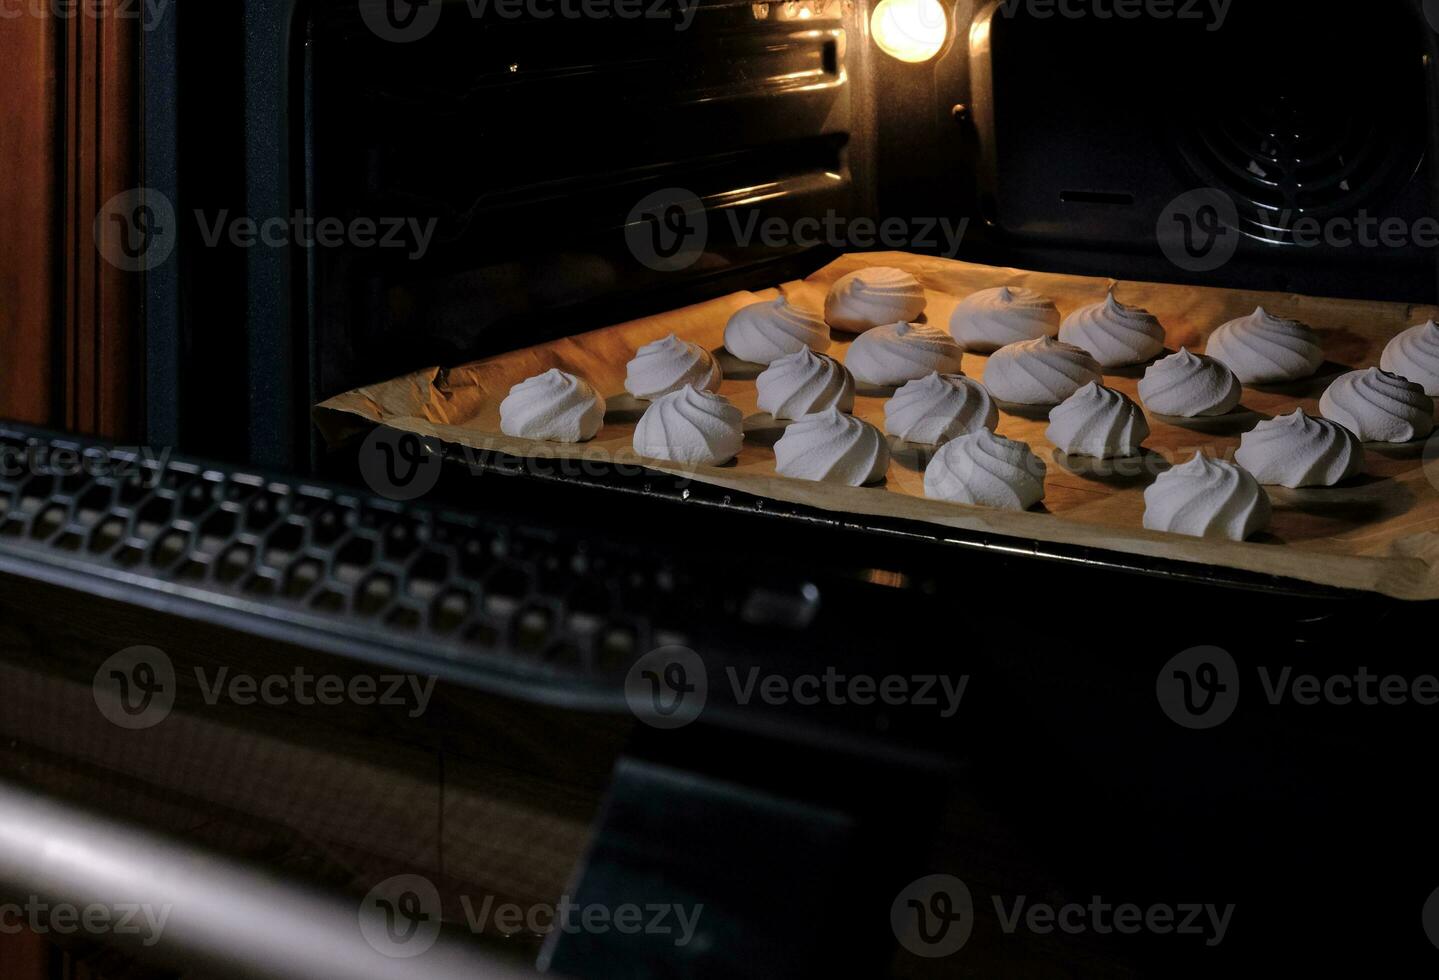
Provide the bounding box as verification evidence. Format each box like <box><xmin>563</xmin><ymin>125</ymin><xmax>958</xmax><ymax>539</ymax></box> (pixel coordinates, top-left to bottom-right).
<box><xmin>316</xmin><ymin>253</ymin><xmax>1439</xmax><ymax>600</ymax></box>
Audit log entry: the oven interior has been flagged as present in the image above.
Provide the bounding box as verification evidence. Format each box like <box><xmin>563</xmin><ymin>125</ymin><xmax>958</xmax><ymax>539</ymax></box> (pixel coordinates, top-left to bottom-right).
<box><xmin>150</xmin><ymin>0</ymin><xmax>1439</xmax><ymax>471</ymax></box>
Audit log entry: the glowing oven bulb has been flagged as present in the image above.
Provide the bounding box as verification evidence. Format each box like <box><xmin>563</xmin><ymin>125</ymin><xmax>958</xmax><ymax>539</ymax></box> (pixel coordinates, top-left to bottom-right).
<box><xmin>870</xmin><ymin>0</ymin><xmax>949</xmax><ymax>64</ymax></box>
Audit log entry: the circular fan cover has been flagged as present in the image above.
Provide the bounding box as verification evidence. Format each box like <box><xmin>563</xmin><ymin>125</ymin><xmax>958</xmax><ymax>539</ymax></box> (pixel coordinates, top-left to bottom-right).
<box><xmin>1174</xmin><ymin>4</ymin><xmax>1425</xmax><ymax>245</ymax></box>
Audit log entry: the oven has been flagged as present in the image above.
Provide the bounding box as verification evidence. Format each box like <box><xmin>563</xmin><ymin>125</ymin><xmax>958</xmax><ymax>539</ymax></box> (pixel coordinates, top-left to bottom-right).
<box><xmin>3</xmin><ymin>0</ymin><xmax>1439</xmax><ymax>976</ymax></box>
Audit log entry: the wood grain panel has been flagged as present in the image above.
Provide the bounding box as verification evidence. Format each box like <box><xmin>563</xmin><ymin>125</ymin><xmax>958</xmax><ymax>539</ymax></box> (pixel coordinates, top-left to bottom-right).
<box><xmin>0</xmin><ymin>11</ymin><xmax>60</xmax><ymax>426</ymax></box>
<box><xmin>0</xmin><ymin>3</ymin><xmax>141</xmax><ymax>438</ymax></box>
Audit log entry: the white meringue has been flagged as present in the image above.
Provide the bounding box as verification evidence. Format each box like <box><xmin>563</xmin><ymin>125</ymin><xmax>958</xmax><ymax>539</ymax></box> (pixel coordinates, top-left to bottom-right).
<box><xmin>923</xmin><ymin>429</ymin><xmax>1047</xmax><ymax>510</ymax></box>
<box><xmin>624</xmin><ymin>333</ymin><xmax>722</xmax><ymax>399</ymax></box>
<box><xmin>884</xmin><ymin>372</ymin><xmax>997</xmax><ymax>445</ymax></box>
<box><xmin>824</xmin><ymin>267</ymin><xmax>926</xmax><ymax>334</ymax></box>
<box><xmin>1205</xmin><ymin>307</ymin><xmax>1323</xmax><ymax>384</ymax></box>
<box><xmin>1045</xmin><ymin>381</ymin><xmax>1149</xmax><ymax>458</ymax></box>
<box><xmin>633</xmin><ymin>385</ymin><xmax>744</xmax><ymax>465</ymax></box>
<box><xmin>1138</xmin><ymin>348</ymin><xmax>1242</xmax><ymax>417</ymax></box>
<box><xmin>844</xmin><ymin>321</ymin><xmax>965</xmax><ymax>386</ymax></box>
<box><xmin>773</xmin><ymin>408</ymin><xmax>889</xmax><ymax>486</ymax></box>
<box><xmin>755</xmin><ymin>349</ymin><xmax>855</xmax><ymax>420</ymax></box>
<box><xmin>981</xmin><ymin>336</ymin><xmax>1102</xmax><ymax>406</ymax></box>
<box><xmin>1379</xmin><ymin>320</ymin><xmax>1439</xmax><ymax>395</ymax></box>
<box><xmin>723</xmin><ymin>296</ymin><xmax>830</xmax><ymax>364</ymax></box>
<box><xmin>499</xmin><ymin>368</ymin><xmax>606</xmax><ymax>443</ymax></box>
<box><xmin>1058</xmin><ymin>290</ymin><xmax>1166</xmax><ymax>368</ymax></box>
<box><xmin>1318</xmin><ymin>367</ymin><xmax>1434</xmax><ymax>443</ymax></box>
<box><xmin>1143</xmin><ymin>453</ymin><xmax>1270</xmax><ymax>541</ymax></box>
<box><xmin>949</xmin><ymin>286</ymin><xmax>1060</xmax><ymax>353</ymax></box>
<box><xmin>1234</xmin><ymin>410</ymin><xmax>1362</xmax><ymax>488</ymax></box>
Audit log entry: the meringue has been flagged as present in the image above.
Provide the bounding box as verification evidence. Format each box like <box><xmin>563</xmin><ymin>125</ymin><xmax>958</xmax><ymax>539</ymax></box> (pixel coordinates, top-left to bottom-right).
<box><xmin>773</xmin><ymin>408</ymin><xmax>889</xmax><ymax>486</ymax></box>
<box><xmin>633</xmin><ymin>385</ymin><xmax>744</xmax><ymax>465</ymax></box>
<box><xmin>755</xmin><ymin>349</ymin><xmax>855</xmax><ymax>420</ymax></box>
<box><xmin>949</xmin><ymin>286</ymin><xmax>1060</xmax><ymax>352</ymax></box>
<box><xmin>824</xmin><ymin>267</ymin><xmax>926</xmax><ymax>334</ymax></box>
<box><xmin>723</xmin><ymin>296</ymin><xmax>830</xmax><ymax>364</ymax></box>
<box><xmin>1143</xmin><ymin>453</ymin><xmax>1270</xmax><ymax>541</ymax></box>
<box><xmin>981</xmin><ymin>336</ymin><xmax>1102</xmax><ymax>406</ymax></box>
<box><xmin>624</xmin><ymin>333</ymin><xmax>722</xmax><ymax>399</ymax></box>
<box><xmin>1319</xmin><ymin>367</ymin><xmax>1434</xmax><ymax>443</ymax></box>
<box><xmin>884</xmin><ymin>372</ymin><xmax>997</xmax><ymax>445</ymax></box>
<box><xmin>1058</xmin><ymin>290</ymin><xmax>1166</xmax><ymax>368</ymax></box>
<box><xmin>499</xmin><ymin>368</ymin><xmax>606</xmax><ymax>442</ymax></box>
<box><xmin>1205</xmin><ymin>307</ymin><xmax>1323</xmax><ymax>384</ymax></box>
<box><xmin>1045</xmin><ymin>382</ymin><xmax>1149</xmax><ymax>458</ymax></box>
<box><xmin>1234</xmin><ymin>410</ymin><xmax>1362</xmax><ymax>488</ymax></box>
<box><xmin>1138</xmin><ymin>348</ymin><xmax>1242</xmax><ymax>417</ymax></box>
<box><xmin>1379</xmin><ymin>320</ymin><xmax>1439</xmax><ymax>395</ymax></box>
<box><xmin>844</xmin><ymin>321</ymin><xmax>964</xmax><ymax>386</ymax></box>
<box><xmin>923</xmin><ymin>429</ymin><xmax>1046</xmax><ymax>510</ymax></box>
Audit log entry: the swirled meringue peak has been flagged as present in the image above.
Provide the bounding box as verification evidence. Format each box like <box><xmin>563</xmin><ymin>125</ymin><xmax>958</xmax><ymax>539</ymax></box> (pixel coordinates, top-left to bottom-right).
<box><xmin>949</xmin><ymin>286</ymin><xmax>1060</xmax><ymax>353</ymax></box>
<box><xmin>823</xmin><ymin>267</ymin><xmax>926</xmax><ymax>334</ymax></box>
<box><xmin>499</xmin><ymin>368</ymin><xmax>605</xmax><ymax>442</ymax></box>
<box><xmin>1234</xmin><ymin>409</ymin><xmax>1362</xmax><ymax>488</ymax></box>
<box><xmin>923</xmin><ymin>429</ymin><xmax>1046</xmax><ymax>510</ymax></box>
<box><xmin>755</xmin><ymin>348</ymin><xmax>855</xmax><ymax>420</ymax></box>
<box><xmin>1206</xmin><ymin>306</ymin><xmax>1324</xmax><ymax>384</ymax></box>
<box><xmin>1045</xmin><ymin>382</ymin><xmax>1149</xmax><ymax>458</ymax></box>
<box><xmin>1137</xmin><ymin>348</ymin><xmax>1242</xmax><ymax>418</ymax></box>
<box><xmin>884</xmin><ymin>372</ymin><xmax>998</xmax><ymax>445</ymax></box>
<box><xmin>1318</xmin><ymin>367</ymin><xmax>1435</xmax><ymax>443</ymax></box>
<box><xmin>1057</xmin><ymin>290</ymin><xmax>1166</xmax><ymax>368</ymax></box>
<box><xmin>624</xmin><ymin>333</ymin><xmax>722</xmax><ymax>400</ymax></box>
<box><xmin>1143</xmin><ymin>453</ymin><xmax>1270</xmax><ymax>541</ymax></box>
<box><xmin>981</xmin><ymin>336</ymin><xmax>1102</xmax><ymax>406</ymax></box>
<box><xmin>633</xmin><ymin>385</ymin><xmax>744</xmax><ymax>465</ymax></box>
<box><xmin>723</xmin><ymin>296</ymin><xmax>830</xmax><ymax>364</ymax></box>
<box><xmin>844</xmin><ymin>321</ymin><xmax>964</xmax><ymax>386</ymax></box>
<box><xmin>1380</xmin><ymin>319</ymin><xmax>1439</xmax><ymax>395</ymax></box>
<box><xmin>774</xmin><ymin>407</ymin><xmax>889</xmax><ymax>486</ymax></box>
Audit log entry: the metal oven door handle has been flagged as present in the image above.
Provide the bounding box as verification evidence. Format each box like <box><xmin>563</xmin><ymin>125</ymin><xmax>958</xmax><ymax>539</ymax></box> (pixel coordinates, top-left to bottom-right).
<box><xmin>0</xmin><ymin>781</ymin><xmax>532</xmax><ymax>980</ymax></box>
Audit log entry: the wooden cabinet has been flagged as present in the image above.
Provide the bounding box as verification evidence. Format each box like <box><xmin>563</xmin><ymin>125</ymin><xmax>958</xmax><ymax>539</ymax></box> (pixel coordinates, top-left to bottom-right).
<box><xmin>0</xmin><ymin>5</ymin><xmax>139</xmax><ymax>439</ymax></box>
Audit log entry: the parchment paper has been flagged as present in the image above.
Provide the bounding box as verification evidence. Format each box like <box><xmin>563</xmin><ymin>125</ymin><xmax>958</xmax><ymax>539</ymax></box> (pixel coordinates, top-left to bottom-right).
<box><xmin>316</xmin><ymin>252</ymin><xmax>1439</xmax><ymax>600</ymax></box>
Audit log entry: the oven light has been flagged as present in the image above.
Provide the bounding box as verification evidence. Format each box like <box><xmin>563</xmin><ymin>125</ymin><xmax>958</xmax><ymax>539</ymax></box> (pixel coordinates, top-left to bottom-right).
<box><xmin>870</xmin><ymin>0</ymin><xmax>949</xmax><ymax>63</ymax></box>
